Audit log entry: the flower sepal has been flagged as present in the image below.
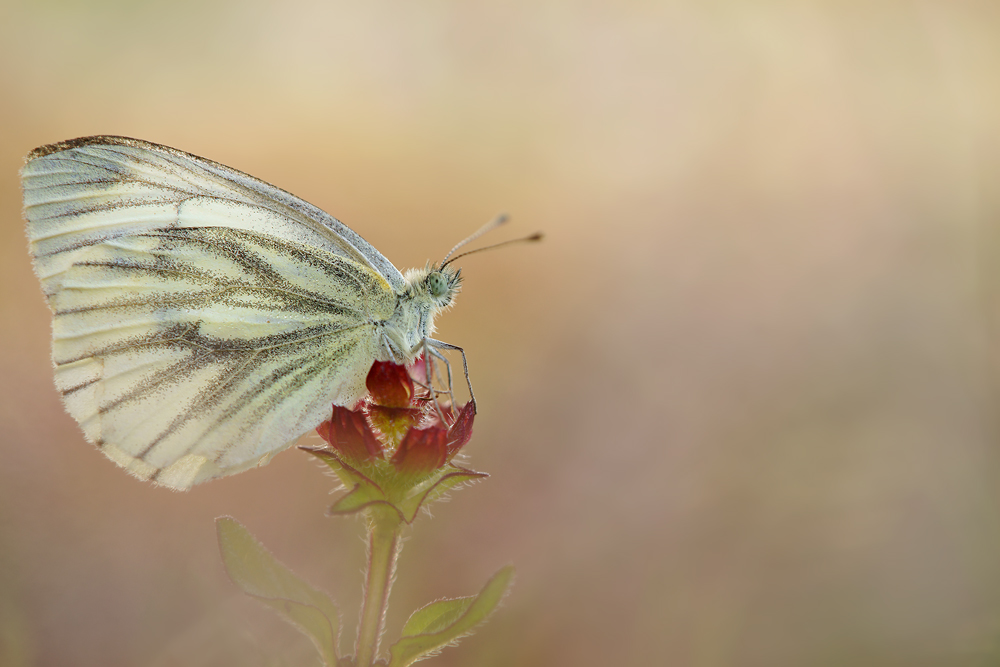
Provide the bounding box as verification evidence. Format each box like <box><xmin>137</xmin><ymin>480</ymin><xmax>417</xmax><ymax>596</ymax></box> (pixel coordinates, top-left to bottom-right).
<box><xmin>302</xmin><ymin>445</ymin><xmax>486</xmax><ymax>523</ymax></box>
<box><xmin>300</xmin><ymin>447</ymin><xmax>391</xmax><ymax>517</ymax></box>
<box><xmin>390</xmin><ymin>463</ymin><xmax>488</xmax><ymax>524</ymax></box>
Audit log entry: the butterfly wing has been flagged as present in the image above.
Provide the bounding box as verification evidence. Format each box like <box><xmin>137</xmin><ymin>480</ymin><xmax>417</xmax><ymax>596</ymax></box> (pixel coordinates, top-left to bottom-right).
<box><xmin>22</xmin><ymin>136</ymin><xmax>400</xmax><ymax>489</ymax></box>
<box><xmin>25</xmin><ymin>136</ymin><xmax>407</xmax><ymax>293</ymax></box>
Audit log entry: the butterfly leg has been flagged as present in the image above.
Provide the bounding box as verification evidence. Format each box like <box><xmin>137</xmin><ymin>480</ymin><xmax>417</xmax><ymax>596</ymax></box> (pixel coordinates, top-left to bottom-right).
<box><xmin>413</xmin><ymin>339</ymin><xmax>447</xmax><ymax>422</ymax></box>
<box><xmin>420</xmin><ymin>345</ymin><xmax>456</xmax><ymax>425</ymax></box>
<box><xmin>380</xmin><ymin>331</ymin><xmax>404</xmax><ymax>364</ymax></box>
<box><xmin>427</xmin><ymin>346</ymin><xmax>454</xmax><ymax>401</ymax></box>
<box><xmin>425</xmin><ymin>338</ymin><xmax>476</xmax><ymax>407</ymax></box>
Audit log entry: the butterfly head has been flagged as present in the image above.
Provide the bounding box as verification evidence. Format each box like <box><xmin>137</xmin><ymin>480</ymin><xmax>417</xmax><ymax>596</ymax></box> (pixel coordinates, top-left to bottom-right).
<box><xmin>405</xmin><ymin>263</ymin><xmax>462</xmax><ymax>310</ymax></box>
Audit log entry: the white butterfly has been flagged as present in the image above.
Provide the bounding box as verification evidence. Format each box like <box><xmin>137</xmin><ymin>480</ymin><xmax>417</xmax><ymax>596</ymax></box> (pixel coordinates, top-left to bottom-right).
<box><xmin>22</xmin><ymin>136</ymin><xmax>482</xmax><ymax>490</ymax></box>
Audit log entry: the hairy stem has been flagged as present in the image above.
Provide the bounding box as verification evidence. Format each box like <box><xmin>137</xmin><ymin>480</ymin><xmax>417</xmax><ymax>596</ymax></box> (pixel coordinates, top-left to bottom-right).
<box><xmin>356</xmin><ymin>513</ymin><xmax>403</xmax><ymax>667</ymax></box>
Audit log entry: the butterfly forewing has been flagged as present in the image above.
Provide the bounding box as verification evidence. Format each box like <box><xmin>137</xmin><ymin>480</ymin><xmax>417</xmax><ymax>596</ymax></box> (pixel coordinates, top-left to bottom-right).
<box><xmin>24</xmin><ymin>138</ymin><xmax>406</xmax><ymax>291</ymax></box>
<box><xmin>23</xmin><ymin>136</ymin><xmax>402</xmax><ymax>489</ymax></box>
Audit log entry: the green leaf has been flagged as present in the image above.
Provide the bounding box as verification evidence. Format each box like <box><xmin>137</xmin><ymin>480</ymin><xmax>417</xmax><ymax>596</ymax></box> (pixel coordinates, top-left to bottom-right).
<box><xmin>388</xmin><ymin>565</ymin><xmax>515</xmax><ymax>667</ymax></box>
<box><xmin>216</xmin><ymin>517</ymin><xmax>340</xmax><ymax>666</ymax></box>
<box><xmin>400</xmin><ymin>597</ymin><xmax>473</xmax><ymax>638</ymax></box>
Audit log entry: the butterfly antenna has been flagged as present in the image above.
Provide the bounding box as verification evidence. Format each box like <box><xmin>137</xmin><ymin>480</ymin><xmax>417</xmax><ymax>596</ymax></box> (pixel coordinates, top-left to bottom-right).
<box><xmin>441</xmin><ymin>213</ymin><xmax>510</xmax><ymax>266</ymax></box>
<box><xmin>441</xmin><ymin>232</ymin><xmax>543</xmax><ymax>269</ymax></box>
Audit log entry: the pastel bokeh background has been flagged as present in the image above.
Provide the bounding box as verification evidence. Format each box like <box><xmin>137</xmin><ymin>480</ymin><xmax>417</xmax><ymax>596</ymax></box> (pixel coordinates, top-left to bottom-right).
<box><xmin>3</xmin><ymin>2</ymin><xmax>1000</xmax><ymax>665</ymax></box>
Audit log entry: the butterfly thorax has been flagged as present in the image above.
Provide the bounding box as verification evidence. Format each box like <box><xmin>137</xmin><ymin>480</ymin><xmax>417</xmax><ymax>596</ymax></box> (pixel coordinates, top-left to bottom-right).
<box><xmin>377</xmin><ymin>264</ymin><xmax>461</xmax><ymax>364</ymax></box>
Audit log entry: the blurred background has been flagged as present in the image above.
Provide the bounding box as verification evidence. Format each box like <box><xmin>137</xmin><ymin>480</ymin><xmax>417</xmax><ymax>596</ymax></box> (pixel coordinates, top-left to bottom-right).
<box><xmin>2</xmin><ymin>2</ymin><xmax>1000</xmax><ymax>665</ymax></box>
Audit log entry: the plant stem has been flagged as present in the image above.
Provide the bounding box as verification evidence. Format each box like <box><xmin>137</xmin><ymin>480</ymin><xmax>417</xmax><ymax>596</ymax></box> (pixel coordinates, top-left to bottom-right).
<box><xmin>356</xmin><ymin>512</ymin><xmax>403</xmax><ymax>667</ymax></box>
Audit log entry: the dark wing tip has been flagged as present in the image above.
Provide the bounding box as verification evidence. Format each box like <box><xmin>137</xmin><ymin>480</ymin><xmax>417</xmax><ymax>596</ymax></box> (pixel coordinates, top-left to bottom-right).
<box><xmin>23</xmin><ymin>136</ymin><xmax>253</xmax><ymax>188</ymax></box>
<box><xmin>26</xmin><ymin>136</ymin><xmax>150</xmax><ymax>160</ymax></box>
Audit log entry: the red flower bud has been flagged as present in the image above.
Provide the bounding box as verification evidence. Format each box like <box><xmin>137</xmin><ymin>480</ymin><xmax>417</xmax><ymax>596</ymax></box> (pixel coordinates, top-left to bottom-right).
<box><xmin>366</xmin><ymin>360</ymin><xmax>415</xmax><ymax>408</ymax></box>
<box><xmin>316</xmin><ymin>405</ymin><xmax>384</xmax><ymax>463</ymax></box>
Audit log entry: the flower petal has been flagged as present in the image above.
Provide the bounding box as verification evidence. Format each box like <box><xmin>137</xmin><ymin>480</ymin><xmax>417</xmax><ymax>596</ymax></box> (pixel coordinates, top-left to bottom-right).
<box><xmin>317</xmin><ymin>406</ymin><xmax>384</xmax><ymax>463</ymax></box>
<box><xmin>446</xmin><ymin>400</ymin><xmax>476</xmax><ymax>458</ymax></box>
<box><xmin>391</xmin><ymin>427</ymin><xmax>449</xmax><ymax>475</ymax></box>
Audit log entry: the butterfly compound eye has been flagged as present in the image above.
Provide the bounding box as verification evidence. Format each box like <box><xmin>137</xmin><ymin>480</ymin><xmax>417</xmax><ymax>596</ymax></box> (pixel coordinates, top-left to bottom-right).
<box><xmin>427</xmin><ymin>271</ymin><xmax>449</xmax><ymax>299</ymax></box>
